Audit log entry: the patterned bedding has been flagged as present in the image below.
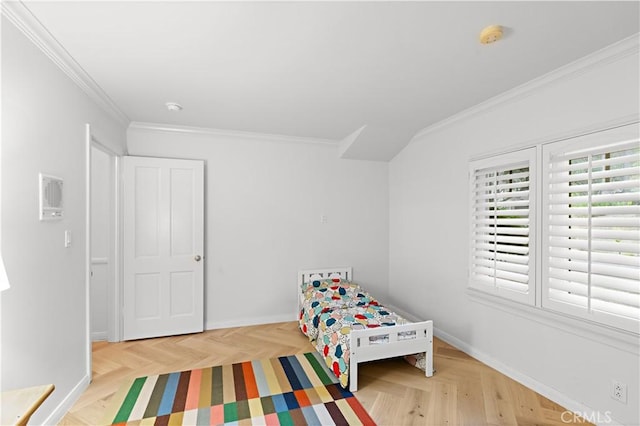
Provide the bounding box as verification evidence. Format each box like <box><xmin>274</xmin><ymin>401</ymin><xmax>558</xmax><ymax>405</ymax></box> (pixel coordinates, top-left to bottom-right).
<box><xmin>299</xmin><ymin>278</ymin><xmax>407</xmax><ymax>388</ymax></box>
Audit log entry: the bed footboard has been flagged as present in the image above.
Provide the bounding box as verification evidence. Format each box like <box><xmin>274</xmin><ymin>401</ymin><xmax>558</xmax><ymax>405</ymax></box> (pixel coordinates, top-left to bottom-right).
<box><xmin>348</xmin><ymin>320</ymin><xmax>434</xmax><ymax>392</ymax></box>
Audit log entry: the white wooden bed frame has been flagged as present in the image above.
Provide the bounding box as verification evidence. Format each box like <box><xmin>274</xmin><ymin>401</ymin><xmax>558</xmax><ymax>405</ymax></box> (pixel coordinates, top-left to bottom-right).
<box><xmin>298</xmin><ymin>267</ymin><xmax>434</xmax><ymax>392</ymax></box>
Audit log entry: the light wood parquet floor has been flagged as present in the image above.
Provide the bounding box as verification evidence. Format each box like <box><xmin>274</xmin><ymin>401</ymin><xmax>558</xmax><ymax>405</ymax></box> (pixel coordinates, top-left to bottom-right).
<box><xmin>60</xmin><ymin>321</ymin><xmax>588</xmax><ymax>425</ymax></box>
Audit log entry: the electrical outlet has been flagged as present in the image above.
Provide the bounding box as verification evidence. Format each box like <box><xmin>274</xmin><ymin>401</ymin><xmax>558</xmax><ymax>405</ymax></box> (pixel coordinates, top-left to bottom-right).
<box><xmin>611</xmin><ymin>380</ymin><xmax>627</xmax><ymax>403</ymax></box>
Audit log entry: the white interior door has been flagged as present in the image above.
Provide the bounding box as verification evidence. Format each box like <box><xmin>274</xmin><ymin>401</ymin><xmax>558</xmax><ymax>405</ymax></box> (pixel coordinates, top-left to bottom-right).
<box><xmin>90</xmin><ymin>146</ymin><xmax>112</xmax><ymax>341</ymax></box>
<box><xmin>123</xmin><ymin>156</ymin><xmax>204</xmax><ymax>340</ymax></box>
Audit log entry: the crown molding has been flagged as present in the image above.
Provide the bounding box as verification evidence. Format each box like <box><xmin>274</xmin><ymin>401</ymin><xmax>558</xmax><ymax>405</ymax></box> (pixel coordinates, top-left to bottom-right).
<box><xmin>412</xmin><ymin>33</ymin><xmax>640</xmax><ymax>142</ymax></box>
<box><xmin>468</xmin><ymin>115</ymin><xmax>639</xmax><ymax>162</ymax></box>
<box><xmin>128</xmin><ymin>122</ymin><xmax>339</xmax><ymax>146</ymax></box>
<box><xmin>1</xmin><ymin>1</ymin><xmax>130</xmax><ymax>126</ymax></box>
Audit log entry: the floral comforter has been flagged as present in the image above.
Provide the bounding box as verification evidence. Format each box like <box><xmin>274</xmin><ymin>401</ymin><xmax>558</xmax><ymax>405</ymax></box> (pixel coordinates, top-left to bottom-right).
<box><xmin>299</xmin><ymin>278</ymin><xmax>404</xmax><ymax>388</ymax></box>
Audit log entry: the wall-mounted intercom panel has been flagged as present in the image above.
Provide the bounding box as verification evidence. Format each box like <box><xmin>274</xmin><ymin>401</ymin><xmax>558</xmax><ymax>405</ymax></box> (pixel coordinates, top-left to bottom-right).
<box><xmin>39</xmin><ymin>173</ymin><xmax>64</xmax><ymax>221</ymax></box>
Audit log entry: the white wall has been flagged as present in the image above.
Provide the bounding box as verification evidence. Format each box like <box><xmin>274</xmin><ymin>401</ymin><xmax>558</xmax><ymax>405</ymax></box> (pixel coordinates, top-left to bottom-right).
<box><xmin>389</xmin><ymin>38</ymin><xmax>639</xmax><ymax>425</ymax></box>
<box><xmin>0</xmin><ymin>17</ymin><xmax>127</xmax><ymax>424</ymax></box>
<box><xmin>127</xmin><ymin>125</ymin><xmax>389</xmax><ymax>329</ymax></box>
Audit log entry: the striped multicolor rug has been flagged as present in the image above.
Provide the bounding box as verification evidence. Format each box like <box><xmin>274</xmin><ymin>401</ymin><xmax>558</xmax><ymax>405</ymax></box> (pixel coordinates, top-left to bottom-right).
<box><xmin>103</xmin><ymin>352</ymin><xmax>376</xmax><ymax>425</ymax></box>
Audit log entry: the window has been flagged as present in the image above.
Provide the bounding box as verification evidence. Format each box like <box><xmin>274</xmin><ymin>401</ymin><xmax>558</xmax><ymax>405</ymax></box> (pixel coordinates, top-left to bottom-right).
<box><xmin>469</xmin><ymin>124</ymin><xmax>639</xmax><ymax>334</ymax></box>
<box><xmin>542</xmin><ymin>126</ymin><xmax>640</xmax><ymax>333</ymax></box>
<box><xmin>469</xmin><ymin>148</ymin><xmax>536</xmax><ymax>305</ymax></box>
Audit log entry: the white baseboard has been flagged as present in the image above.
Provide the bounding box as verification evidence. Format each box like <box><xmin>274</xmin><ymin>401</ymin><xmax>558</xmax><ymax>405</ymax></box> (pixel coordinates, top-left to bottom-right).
<box><xmin>91</xmin><ymin>331</ymin><xmax>108</xmax><ymax>341</ymax></box>
<box><xmin>433</xmin><ymin>327</ymin><xmax>624</xmax><ymax>426</ymax></box>
<box><xmin>206</xmin><ymin>313</ymin><xmax>295</xmax><ymax>331</ymax></box>
<box><xmin>385</xmin><ymin>304</ymin><xmax>423</xmax><ymax>323</ymax></box>
<box><xmin>41</xmin><ymin>374</ymin><xmax>90</xmax><ymax>426</ymax></box>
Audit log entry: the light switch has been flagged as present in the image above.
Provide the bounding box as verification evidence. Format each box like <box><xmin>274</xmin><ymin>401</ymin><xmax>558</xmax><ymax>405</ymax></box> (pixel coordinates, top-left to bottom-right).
<box><xmin>64</xmin><ymin>230</ymin><xmax>71</xmax><ymax>248</ymax></box>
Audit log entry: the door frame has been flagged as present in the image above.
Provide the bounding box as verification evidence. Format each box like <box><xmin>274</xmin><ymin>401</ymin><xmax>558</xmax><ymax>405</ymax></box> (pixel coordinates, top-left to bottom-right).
<box><xmin>85</xmin><ymin>125</ymin><xmax>123</xmax><ymax>375</ymax></box>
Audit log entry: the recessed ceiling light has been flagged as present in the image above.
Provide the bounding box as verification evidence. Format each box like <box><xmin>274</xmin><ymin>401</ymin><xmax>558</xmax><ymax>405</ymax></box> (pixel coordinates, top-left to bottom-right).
<box><xmin>165</xmin><ymin>102</ymin><xmax>183</xmax><ymax>111</ymax></box>
<box><xmin>479</xmin><ymin>25</ymin><xmax>503</xmax><ymax>44</ymax></box>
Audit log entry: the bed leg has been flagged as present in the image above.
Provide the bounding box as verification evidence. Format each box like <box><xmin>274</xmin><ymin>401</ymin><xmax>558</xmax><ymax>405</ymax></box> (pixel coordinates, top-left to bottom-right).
<box><xmin>426</xmin><ymin>351</ymin><xmax>434</xmax><ymax>378</ymax></box>
<box><xmin>349</xmin><ymin>356</ymin><xmax>358</xmax><ymax>392</ymax></box>
<box><xmin>426</xmin><ymin>328</ymin><xmax>434</xmax><ymax>377</ymax></box>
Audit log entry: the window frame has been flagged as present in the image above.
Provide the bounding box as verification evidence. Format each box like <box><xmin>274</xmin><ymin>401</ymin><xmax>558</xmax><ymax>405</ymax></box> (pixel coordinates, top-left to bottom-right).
<box><xmin>468</xmin><ymin>122</ymin><xmax>639</xmax><ymax>337</ymax></box>
<box><xmin>541</xmin><ymin>126</ymin><xmax>640</xmax><ymax>334</ymax></box>
<box><xmin>468</xmin><ymin>147</ymin><xmax>537</xmax><ymax>306</ymax></box>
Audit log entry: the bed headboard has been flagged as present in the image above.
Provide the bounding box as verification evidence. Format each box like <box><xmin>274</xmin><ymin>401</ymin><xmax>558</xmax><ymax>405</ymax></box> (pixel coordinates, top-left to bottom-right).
<box><xmin>296</xmin><ymin>267</ymin><xmax>353</xmax><ymax>316</ymax></box>
<box><xmin>298</xmin><ymin>267</ymin><xmax>353</xmax><ymax>288</ymax></box>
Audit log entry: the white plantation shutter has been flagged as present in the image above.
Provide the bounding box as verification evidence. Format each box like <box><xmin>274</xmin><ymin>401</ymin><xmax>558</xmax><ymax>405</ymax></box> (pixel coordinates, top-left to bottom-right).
<box><xmin>469</xmin><ymin>148</ymin><xmax>536</xmax><ymax>305</ymax></box>
<box><xmin>542</xmin><ymin>126</ymin><xmax>640</xmax><ymax>333</ymax></box>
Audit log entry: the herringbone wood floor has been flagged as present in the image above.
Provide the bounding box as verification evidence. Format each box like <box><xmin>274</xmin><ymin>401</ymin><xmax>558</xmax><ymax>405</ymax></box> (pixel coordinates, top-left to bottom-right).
<box><xmin>59</xmin><ymin>321</ymin><xmax>586</xmax><ymax>425</ymax></box>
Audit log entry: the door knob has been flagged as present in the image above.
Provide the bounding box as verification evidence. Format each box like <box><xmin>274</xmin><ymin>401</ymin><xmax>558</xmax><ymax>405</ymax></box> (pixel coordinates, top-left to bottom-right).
<box><xmin>194</xmin><ymin>255</ymin><xmax>202</xmax><ymax>262</ymax></box>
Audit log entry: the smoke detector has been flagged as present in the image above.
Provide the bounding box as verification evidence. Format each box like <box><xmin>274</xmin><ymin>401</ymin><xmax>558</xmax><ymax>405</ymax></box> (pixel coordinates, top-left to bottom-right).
<box><xmin>165</xmin><ymin>102</ymin><xmax>183</xmax><ymax>111</ymax></box>
<box><xmin>479</xmin><ymin>25</ymin><xmax>503</xmax><ymax>44</ymax></box>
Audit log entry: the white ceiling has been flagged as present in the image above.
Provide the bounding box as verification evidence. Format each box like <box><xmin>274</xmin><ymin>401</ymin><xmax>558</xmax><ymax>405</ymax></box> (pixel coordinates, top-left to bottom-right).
<box><xmin>20</xmin><ymin>1</ymin><xmax>640</xmax><ymax>160</ymax></box>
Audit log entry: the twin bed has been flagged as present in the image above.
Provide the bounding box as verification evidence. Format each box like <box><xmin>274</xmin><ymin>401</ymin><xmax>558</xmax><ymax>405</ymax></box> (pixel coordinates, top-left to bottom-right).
<box><xmin>297</xmin><ymin>267</ymin><xmax>434</xmax><ymax>392</ymax></box>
